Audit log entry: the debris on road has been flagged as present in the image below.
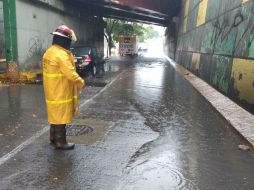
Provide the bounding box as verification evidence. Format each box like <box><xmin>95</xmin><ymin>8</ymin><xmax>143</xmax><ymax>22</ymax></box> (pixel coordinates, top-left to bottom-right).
<box><xmin>238</xmin><ymin>145</ymin><xmax>251</xmax><ymax>151</ymax></box>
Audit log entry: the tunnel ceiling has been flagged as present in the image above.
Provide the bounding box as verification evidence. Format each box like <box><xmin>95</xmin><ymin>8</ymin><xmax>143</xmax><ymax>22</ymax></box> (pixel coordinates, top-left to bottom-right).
<box><xmin>65</xmin><ymin>0</ymin><xmax>181</xmax><ymax>26</ymax></box>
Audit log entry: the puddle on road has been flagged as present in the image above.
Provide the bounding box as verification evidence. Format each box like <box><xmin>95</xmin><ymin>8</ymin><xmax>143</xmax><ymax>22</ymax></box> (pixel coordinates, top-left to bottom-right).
<box><xmin>40</xmin><ymin>119</ymin><xmax>114</xmax><ymax>145</ymax></box>
<box><xmin>117</xmin><ymin>152</ymin><xmax>198</xmax><ymax>190</ymax></box>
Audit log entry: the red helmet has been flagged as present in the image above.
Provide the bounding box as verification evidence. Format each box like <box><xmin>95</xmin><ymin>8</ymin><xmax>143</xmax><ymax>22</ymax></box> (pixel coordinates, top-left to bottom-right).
<box><xmin>51</xmin><ymin>25</ymin><xmax>77</xmax><ymax>42</ymax></box>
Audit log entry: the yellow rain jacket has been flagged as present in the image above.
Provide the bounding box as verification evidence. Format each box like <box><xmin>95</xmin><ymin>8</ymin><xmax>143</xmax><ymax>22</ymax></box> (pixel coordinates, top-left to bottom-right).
<box><xmin>42</xmin><ymin>45</ymin><xmax>84</xmax><ymax>124</ymax></box>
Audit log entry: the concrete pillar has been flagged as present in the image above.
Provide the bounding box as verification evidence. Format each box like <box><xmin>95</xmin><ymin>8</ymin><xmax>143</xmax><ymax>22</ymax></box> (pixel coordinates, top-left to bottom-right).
<box><xmin>3</xmin><ymin>0</ymin><xmax>19</xmax><ymax>79</ymax></box>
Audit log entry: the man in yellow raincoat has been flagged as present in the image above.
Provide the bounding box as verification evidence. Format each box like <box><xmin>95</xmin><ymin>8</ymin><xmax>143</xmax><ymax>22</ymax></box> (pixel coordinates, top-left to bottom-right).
<box><xmin>43</xmin><ymin>25</ymin><xmax>85</xmax><ymax>150</ymax></box>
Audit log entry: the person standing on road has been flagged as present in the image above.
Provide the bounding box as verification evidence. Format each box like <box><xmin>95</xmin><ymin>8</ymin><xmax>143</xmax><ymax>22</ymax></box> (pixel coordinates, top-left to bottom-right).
<box><xmin>42</xmin><ymin>25</ymin><xmax>85</xmax><ymax>150</ymax></box>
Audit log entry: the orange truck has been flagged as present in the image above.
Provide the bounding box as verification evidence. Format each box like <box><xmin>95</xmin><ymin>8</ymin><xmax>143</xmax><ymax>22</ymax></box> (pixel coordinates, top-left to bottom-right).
<box><xmin>118</xmin><ymin>35</ymin><xmax>139</xmax><ymax>56</ymax></box>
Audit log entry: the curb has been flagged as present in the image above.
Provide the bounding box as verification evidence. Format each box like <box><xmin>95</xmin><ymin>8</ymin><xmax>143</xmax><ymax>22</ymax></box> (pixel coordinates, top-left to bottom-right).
<box><xmin>165</xmin><ymin>57</ymin><xmax>254</xmax><ymax>149</ymax></box>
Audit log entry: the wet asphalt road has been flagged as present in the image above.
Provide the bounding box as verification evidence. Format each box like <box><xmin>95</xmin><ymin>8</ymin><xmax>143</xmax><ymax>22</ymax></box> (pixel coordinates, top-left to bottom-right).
<box><xmin>0</xmin><ymin>56</ymin><xmax>254</xmax><ymax>190</ymax></box>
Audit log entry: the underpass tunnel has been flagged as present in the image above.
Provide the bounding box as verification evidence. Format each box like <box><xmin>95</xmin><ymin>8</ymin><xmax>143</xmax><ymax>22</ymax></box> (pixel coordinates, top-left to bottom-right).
<box><xmin>0</xmin><ymin>0</ymin><xmax>182</xmax><ymax>78</ymax></box>
<box><xmin>76</xmin><ymin>0</ymin><xmax>254</xmax><ymax>114</ymax></box>
<box><xmin>1</xmin><ymin>0</ymin><xmax>253</xmax><ymax>113</ymax></box>
<box><xmin>62</xmin><ymin>0</ymin><xmax>182</xmax><ymax>58</ymax></box>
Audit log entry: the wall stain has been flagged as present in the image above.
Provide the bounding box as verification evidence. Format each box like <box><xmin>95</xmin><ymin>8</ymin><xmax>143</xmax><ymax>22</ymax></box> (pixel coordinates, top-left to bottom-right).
<box><xmin>23</xmin><ymin>36</ymin><xmax>46</xmax><ymax>71</ymax></box>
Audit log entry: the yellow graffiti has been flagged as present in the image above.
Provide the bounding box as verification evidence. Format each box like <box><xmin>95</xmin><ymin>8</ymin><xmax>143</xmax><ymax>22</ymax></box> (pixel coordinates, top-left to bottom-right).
<box><xmin>242</xmin><ymin>0</ymin><xmax>251</xmax><ymax>4</ymax></box>
<box><xmin>196</xmin><ymin>0</ymin><xmax>208</xmax><ymax>27</ymax></box>
<box><xmin>191</xmin><ymin>53</ymin><xmax>200</xmax><ymax>71</ymax></box>
<box><xmin>231</xmin><ymin>59</ymin><xmax>254</xmax><ymax>104</ymax></box>
<box><xmin>183</xmin><ymin>0</ymin><xmax>190</xmax><ymax>33</ymax></box>
<box><xmin>184</xmin><ymin>0</ymin><xmax>190</xmax><ymax>17</ymax></box>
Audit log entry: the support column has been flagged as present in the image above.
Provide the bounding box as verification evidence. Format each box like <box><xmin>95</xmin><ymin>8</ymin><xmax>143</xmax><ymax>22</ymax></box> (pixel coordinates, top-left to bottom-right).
<box><xmin>3</xmin><ymin>0</ymin><xmax>18</xmax><ymax>79</ymax></box>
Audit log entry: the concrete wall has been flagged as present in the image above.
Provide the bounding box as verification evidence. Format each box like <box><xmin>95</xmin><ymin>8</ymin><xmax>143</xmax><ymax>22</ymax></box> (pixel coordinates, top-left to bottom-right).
<box><xmin>15</xmin><ymin>0</ymin><xmax>104</xmax><ymax>71</ymax></box>
<box><xmin>0</xmin><ymin>1</ymin><xmax>4</xmax><ymax>58</ymax></box>
<box><xmin>172</xmin><ymin>0</ymin><xmax>254</xmax><ymax>113</ymax></box>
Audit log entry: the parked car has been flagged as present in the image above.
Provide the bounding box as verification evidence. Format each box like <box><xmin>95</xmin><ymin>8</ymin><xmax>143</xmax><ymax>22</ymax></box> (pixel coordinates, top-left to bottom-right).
<box><xmin>70</xmin><ymin>46</ymin><xmax>105</xmax><ymax>77</ymax></box>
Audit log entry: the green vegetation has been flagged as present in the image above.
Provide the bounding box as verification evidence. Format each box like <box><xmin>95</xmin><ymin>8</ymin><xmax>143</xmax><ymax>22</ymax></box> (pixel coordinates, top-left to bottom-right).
<box><xmin>104</xmin><ymin>18</ymin><xmax>159</xmax><ymax>56</ymax></box>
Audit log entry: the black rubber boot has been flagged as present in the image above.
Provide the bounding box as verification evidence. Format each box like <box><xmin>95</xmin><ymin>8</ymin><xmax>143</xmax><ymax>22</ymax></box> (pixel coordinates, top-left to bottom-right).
<box><xmin>50</xmin><ymin>124</ymin><xmax>55</xmax><ymax>144</ymax></box>
<box><xmin>54</xmin><ymin>125</ymin><xmax>75</xmax><ymax>150</ymax></box>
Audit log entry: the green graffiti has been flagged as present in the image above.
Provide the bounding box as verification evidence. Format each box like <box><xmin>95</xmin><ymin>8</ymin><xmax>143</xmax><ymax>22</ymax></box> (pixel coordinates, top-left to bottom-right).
<box><xmin>215</xmin><ymin>33</ymin><xmax>237</xmax><ymax>55</ymax></box>
<box><xmin>201</xmin><ymin>30</ymin><xmax>214</xmax><ymax>53</ymax></box>
<box><xmin>206</xmin><ymin>0</ymin><xmax>220</xmax><ymax>21</ymax></box>
<box><xmin>241</xmin><ymin>4</ymin><xmax>251</xmax><ymax>20</ymax></box>
<box><xmin>248</xmin><ymin>35</ymin><xmax>254</xmax><ymax>58</ymax></box>
<box><xmin>211</xmin><ymin>56</ymin><xmax>231</xmax><ymax>93</ymax></box>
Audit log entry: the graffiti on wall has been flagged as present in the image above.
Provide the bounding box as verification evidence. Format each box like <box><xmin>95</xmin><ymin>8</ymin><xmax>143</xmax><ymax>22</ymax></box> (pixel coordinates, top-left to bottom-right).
<box><xmin>23</xmin><ymin>36</ymin><xmax>46</xmax><ymax>71</ymax></box>
<box><xmin>201</xmin><ymin>5</ymin><xmax>254</xmax><ymax>58</ymax></box>
<box><xmin>176</xmin><ymin>0</ymin><xmax>254</xmax><ymax>112</ymax></box>
<box><xmin>28</xmin><ymin>36</ymin><xmax>44</xmax><ymax>57</ymax></box>
<box><xmin>231</xmin><ymin>59</ymin><xmax>254</xmax><ymax>104</ymax></box>
<box><xmin>211</xmin><ymin>55</ymin><xmax>232</xmax><ymax>93</ymax></box>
